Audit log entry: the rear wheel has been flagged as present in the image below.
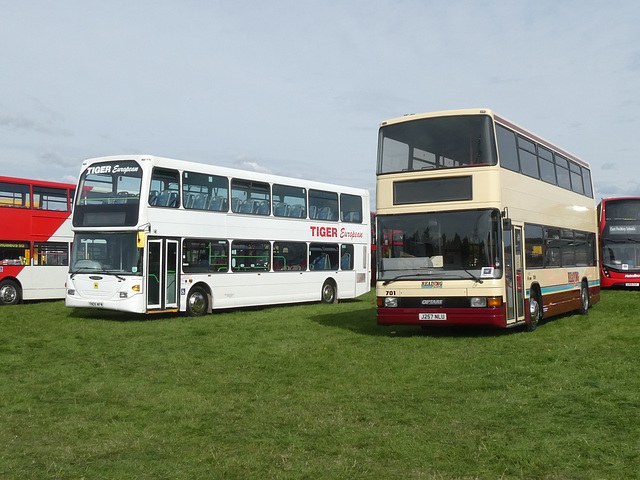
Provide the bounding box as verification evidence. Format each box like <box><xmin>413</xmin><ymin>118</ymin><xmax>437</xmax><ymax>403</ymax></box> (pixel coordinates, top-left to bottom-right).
<box><xmin>321</xmin><ymin>280</ymin><xmax>337</xmax><ymax>304</ymax></box>
<box><xmin>579</xmin><ymin>281</ymin><xmax>590</xmax><ymax>315</ymax></box>
<box><xmin>0</xmin><ymin>279</ymin><xmax>21</xmax><ymax>306</ymax></box>
<box><xmin>186</xmin><ymin>286</ymin><xmax>208</xmax><ymax>316</ymax></box>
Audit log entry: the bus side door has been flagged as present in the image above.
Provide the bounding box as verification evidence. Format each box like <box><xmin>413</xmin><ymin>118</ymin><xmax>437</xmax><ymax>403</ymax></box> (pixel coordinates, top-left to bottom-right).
<box><xmin>147</xmin><ymin>238</ymin><xmax>179</xmax><ymax>311</ymax></box>
<box><xmin>503</xmin><ymin>224</ymin><xmax>525</xmax><ymax>325</ymax></box>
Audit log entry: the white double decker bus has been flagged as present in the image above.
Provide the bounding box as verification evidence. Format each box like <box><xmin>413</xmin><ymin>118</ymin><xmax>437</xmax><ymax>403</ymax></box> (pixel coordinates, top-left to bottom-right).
<box><xmin>66</xmin><ymin>155</ymin><xmax>370</xmax><ymax>315</ymax></box>
<box><xmin>376</xmin><ymin>109</ymin><xmax>600</xmax><ymax>331</ymax></box>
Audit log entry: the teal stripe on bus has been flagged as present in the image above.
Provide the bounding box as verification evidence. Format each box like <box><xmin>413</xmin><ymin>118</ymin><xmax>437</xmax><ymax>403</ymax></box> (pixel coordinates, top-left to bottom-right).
<box><xmin>526</xmin><ymin>279</ymin><xmax>600</xmax><ymax>298</ymax></box>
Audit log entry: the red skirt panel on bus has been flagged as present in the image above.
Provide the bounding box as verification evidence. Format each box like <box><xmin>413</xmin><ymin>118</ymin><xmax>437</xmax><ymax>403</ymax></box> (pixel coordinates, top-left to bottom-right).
<box><xmin>377</xmin><ymin>306</ymin><xmax>507</xmax><ymax>328</ymax></box>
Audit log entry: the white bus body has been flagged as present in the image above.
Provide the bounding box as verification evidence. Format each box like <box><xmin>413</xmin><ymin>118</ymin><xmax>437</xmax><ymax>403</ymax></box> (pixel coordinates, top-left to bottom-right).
<box><xmin>66</xmin><ymin>155</ymin><xmax>370</xmax><ymax>315</ymax></box>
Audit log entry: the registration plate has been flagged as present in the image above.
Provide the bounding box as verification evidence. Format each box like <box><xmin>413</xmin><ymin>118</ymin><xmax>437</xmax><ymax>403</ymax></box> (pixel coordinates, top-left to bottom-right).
<box><xmin>419</xmin><ymin>313</ymin><xmax>447</xmax><ymax>321</ymax></box>
<box><xmin>625</xmin><ymin>283</ymin><xmax>640</xmax><ymax>287</ymax></box>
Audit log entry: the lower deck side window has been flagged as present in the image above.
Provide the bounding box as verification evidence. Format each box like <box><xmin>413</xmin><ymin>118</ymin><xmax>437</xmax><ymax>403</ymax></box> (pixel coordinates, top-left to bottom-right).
<box><xmin>33</xmin><ymin>242</ymin><xmax>69</xmax><ymax>266</ymax></box>
<box><xmin>182</xmin><ymin>238</ymin><xmax>362</xmax><ymax>273</ymax></box>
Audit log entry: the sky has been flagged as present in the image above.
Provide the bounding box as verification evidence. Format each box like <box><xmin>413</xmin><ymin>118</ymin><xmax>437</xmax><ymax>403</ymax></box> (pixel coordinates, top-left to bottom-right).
<box><xmin>2</xmin><ymin>0</ymin><xmax>640</xmax><ymax>209</ymax></box>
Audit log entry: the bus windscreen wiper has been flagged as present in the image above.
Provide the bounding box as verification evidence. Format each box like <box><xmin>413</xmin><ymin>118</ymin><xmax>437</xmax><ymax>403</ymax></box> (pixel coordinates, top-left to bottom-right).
<box><xmin>70</xmin><ymin>267</ymin><xmax>93</xmax><ymax>279</ymax></box>
<box><xmin>102</xmin><ymin>270</ymin><xmax>127</xmax><ymax>281</ymax></box>
<box><xmin>463</xmin><ymin>268</ymin><xmax>484</xmax><ymax>284</ymax></box>
<box><xmin>382</xmin><ymin>272</ymin><xmax>437</xmax><ymax>286</ymax></box>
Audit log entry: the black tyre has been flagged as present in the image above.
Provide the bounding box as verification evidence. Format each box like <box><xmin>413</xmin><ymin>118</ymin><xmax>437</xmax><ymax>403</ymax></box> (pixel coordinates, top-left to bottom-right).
<box><xmin>186</xmin><ymin>286</ymin><xmax>208</xmax><ymax>316</ymax></box>
<box><xmin>0</xmin><ymin>279</ymin><xmax>21</xmax><ymax>306</ymax></box>
<box><xmin>321</xmin><ymin>280</ymin><xmax>337</xmax><ymax>304</ymax></box>
<box><xmin>579</xmin><ymin>281</ymin><xmax>590</xmax><ymax>315</ymax></box>
<box><xmin>527</xmin><ymin>291</ymin><xmax>542</xmax><ymax>332</ymax></box>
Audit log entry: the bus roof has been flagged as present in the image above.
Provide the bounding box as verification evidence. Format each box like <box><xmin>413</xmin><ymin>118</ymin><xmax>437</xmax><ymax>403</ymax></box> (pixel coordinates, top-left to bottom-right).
<box><xmin>80</xmin><ymin>155</ymin><xmax>369</xmax><ymax>195</ymax></box>
<box><xmin>0</xmin><ymin>175</ymin><xmax>75</xmax><ymax>189</ymax></box>
<box><xmin>379</xmin><ymin>108</ymin><xmax>589</xmax><ymax>168</ymax></box>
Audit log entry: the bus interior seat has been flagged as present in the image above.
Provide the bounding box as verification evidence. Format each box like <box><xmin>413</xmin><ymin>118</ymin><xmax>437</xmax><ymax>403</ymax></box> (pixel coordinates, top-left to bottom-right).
<box><xmin>341</xmin><ymin>253</ymin><xmax>351</xmax><ymax>270</ymax></box>
<box><xmin>239</xmin><ymin>200</ymin><xmax>255</xmax><ymax>214</ymax></box>
<box><xmin>311</xmin><ymin>253</ymin><xmax>330</xmax><ymax>270</ymax></box>
<box><xmin>155</xmin><ymin>192</ymin><xmax>170</xmax><ymax>206</ymax></box>
<box><xmin>289</xmin><ymin>204</ymin><xmax>305</xmax><ymax>218</ymax></box>
<box><xmin>317</xmin><ymin>207</ymin><xmax>332</xmax><ymax>220</ymax></box>
<box><xmin>274</xmin><ymin>202</ymin><xmax>289</xmax><ymax>216</ymax></box>
<box><xmin>343</xmin><ymin>211</ymin><xmax>361</xmax><ymax>223</ymax></box>
<box><xmin>256</xmin><ymin>201</ymin><xmax>270</xmax><ymax>215</ymax></box>
<box><xmin>193</xmin><ymin>194</ymin><xmax>209</xmax><ymax>209</ymax></box>
<box><xmin>209</xmin><ymin>196</ymin><xmax>226</xmax><ymax>211</ymax></box>
<box><xmin>231</xmin><ymin>198</ymin><xmax>243</xmax><ymax>212</ymax></box>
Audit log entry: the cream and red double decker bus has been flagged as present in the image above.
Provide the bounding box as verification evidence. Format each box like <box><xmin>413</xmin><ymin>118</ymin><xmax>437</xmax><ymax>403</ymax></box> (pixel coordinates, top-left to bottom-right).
<box><xmin>0</xmin><ymin>176</ymin><xmax>75</xmax><ymax>305</ymax></box>
<box><xmin>65</xmin><ymin>155</ymin><xmax>370</xmax><ymax>315</ymax></box>
<box><xmin>375</xmin><ymin>109</ymin><xmax>600</xmax><ymax>331</ymax></box>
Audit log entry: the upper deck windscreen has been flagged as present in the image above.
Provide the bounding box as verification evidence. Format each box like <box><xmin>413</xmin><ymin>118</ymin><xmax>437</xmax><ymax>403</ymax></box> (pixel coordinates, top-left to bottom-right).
<box><xmin>377</xmin><ymin>114</ymin><xmax>497</xmax><ymax>175</ymax></box>
<box><xmin>73</xmin><ymin>160</ymin><xmax>143</xmax><ymax>227</ymax></box>
<box><xmin>604</xmin><ymin>199</ymin><xmax>640</xmax><ymax>223</ymax></box>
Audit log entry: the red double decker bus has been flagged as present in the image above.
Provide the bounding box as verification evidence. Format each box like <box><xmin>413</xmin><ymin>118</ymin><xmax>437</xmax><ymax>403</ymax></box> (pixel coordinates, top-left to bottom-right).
<box><xmin>0</xmin><ymin>176</ymin><xmax>75</xmax><ymax>305</ymax></box>
<box><xmin>598</xmin><ymin>197</ymin><xmax>640</xmax><ymax>288</ymax></box>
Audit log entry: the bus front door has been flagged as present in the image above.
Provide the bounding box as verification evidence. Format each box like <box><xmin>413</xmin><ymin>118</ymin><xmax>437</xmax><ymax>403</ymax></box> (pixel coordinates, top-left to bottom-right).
<box><xmin>503</xmin><ymin>225</ymin><xmax>525</xmax><ymax>325</ymax></box>
<box><xmin>147</xmin><ymin>238</ymin><xmax>179</xmax><ymax>311</ymax></box>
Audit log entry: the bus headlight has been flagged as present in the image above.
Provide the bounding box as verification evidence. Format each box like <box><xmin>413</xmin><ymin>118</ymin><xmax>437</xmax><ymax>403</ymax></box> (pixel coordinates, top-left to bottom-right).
<box><xmin>384</xmin><ymin>297</ymin><xmax>398</xmax><ymax>308</ymax></box>
<box><xmin>67</xmin><ymin>289</ymin><xmax>75</xmax><ymax>296</ymax></box>
<box><xmin>470</xmin><ymin>297</ymin><xmax>503</xmax><ymax>307</ymax></box>
<box><xmin>119</xmin><ymin>292</ymin><xmax>129</xmax><ymax>298</ymax></box>
<box><xmin>470</xmin><ymin>297</ymin><xmax>487</xmax><ymax>308</ymax></box>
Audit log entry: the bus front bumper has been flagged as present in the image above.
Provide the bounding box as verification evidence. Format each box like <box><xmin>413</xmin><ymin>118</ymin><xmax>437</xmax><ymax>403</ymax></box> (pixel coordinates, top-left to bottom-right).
<box><xmin>65</xmin><ymin>294</ymin><xmax>147</xmax><ymax>314</ymax></box>
<box><xmin>377</xmin><ymin>307</ymin><xmax>507</xmax><ymax>328</ymax></box>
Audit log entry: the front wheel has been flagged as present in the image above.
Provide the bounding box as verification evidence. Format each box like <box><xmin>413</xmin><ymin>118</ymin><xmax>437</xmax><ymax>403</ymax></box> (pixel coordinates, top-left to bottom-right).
<box><xmin>0</xmin><ymin>279</ymin><xmax>21</xmax><ymax>306</ymax></box>
<box><xmin>321</xmin><ymin>280</ymin><xmax>338</xmax><ymax>304</ymax></box>
<box><xmin>579</xmin><ymin>282</ymin><xmax>590</xmax><ymax>315</ymax></box>
<box><xmin>186</xmin><ymin>286</ymin><xmax>208</xmax><ymax>316</ymax></box>
<box><xmin>527</xmin><ymin>294</ymin><xmax>541</xmax><ymax>332</ymax></box>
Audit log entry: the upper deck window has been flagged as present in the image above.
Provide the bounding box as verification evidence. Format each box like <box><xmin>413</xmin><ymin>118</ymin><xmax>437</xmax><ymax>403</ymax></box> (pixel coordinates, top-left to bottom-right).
<box><xmin>150</xmin><ymin>168</ymin><xmax>180</xmax><ymax>208</ymax></box>
<box><xmin>231</xmin><ymin>179</ymin><xmax>270</xmax><ymax>215</ymax></box>
<box><xmin>0</xmin><ymin>181</ymin><xmax>30</xmax><ymax>208</ymax></box>
<box><xmin>377</xmin><ymin>115</ymin><xmax>497</xmax><ymax>175</ymax></box>
<box><xmin>33</xmin><ymin>186</ymin><xmax>69</xmax><ymax>211</ymax></box>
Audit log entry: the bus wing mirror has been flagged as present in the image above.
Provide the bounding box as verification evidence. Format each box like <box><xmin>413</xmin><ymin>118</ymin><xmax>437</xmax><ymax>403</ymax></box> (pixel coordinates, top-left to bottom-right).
<box><xmin>137</xmin><ymin>232</ymin><xmax>146</xmax><ymax>248</ymax></box>
<box><xmin>503</xmin><ymin>218</ymin><xmax>512</xmax><ymax>231</ymax></box>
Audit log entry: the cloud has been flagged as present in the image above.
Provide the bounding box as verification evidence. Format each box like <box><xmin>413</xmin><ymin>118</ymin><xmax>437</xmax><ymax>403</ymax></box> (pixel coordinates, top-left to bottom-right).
<box><xmin>62</xmin><ymin>174</ymin><xmax>78</xmax><ymax>184</ymax></box>
<box><xmin>0</xmin><ymin>113</ymin><xmax>71</xmax><ymax>136</ymax></box>
<box><xmin>595</xmin><ymin>180</ymin><xmax>640</xmax><ymax>199</ymax></box>
<box><xmin>38</xmin><ymin>149</ymin><xmax>79</xmax><ymax>168</ymax></box>
<box><xmin>232</xmin><ymin>156</ymin><xmax>272</xmax><ymax>174</ymax></box>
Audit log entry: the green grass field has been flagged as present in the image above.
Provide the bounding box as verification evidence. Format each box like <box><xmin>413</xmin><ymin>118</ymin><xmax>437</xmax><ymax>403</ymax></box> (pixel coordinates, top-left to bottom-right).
<box><xmin>1</xmin><ymin>290</ymin><xmax>639</xmax><ymax>479</ymax></box>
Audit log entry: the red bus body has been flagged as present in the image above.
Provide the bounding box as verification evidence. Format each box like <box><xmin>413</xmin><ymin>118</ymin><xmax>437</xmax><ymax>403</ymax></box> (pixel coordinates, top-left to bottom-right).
<box><xmin>0</xmin><ymin>176</ymin><xmax>75</xmax><ymax>305</ymax></box>
<box><xmin>598</xmin><ymin>197</ymin><xmax>640</xmax><ymax>288</ymax></box>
